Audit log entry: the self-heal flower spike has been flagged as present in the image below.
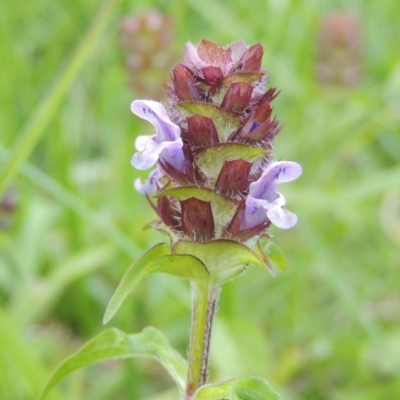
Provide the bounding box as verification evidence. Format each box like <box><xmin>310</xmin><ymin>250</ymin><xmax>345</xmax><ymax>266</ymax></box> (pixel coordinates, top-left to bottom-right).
<box><xmin>130</xmin><ymin>39</ymin><xmax>301</xmax><ymax>280</ymax></box>
<box><xmin>48</xmin><ymin>39</ymin><xmax>302</xmax><ymax>400</ymax></box>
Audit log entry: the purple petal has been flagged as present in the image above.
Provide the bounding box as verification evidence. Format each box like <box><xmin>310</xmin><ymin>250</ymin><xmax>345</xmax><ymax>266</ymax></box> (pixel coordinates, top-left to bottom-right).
<box><xmin>241</xmin><ymin>196</ymin><xmax>268</xmax><ymax>230</ymax></box>
<box><xmin>159</xmin><ymin>141</ymin><xmax>186</xmax><ymax>173</ymax></box>
<box><xmin>134</xmin><ymin>168</ymin><xmax>163</xmax><ymax>193</ymax></box>
<box><xmin>131</xmin><ymin>145</ymin><xmax>160</xmax><ymax>170</ymax></box>
<box><xmin>249</xmin><ymin>161</ymin><xmax>302</xmax><ymax>201</ymax></box>
<box><xmin>262</xmin><ymin>192</ymin><xmax>298</xmax><ymax>229</ymax></box>
<box><xmin>130</xmin><ymin>100</ymin><xmax>184</xmax><ymax>171</ymax></box>
<box><xmin>242</xmin><ymin>160</ymin><xmax>301</xmax><ymax>230</ymax></box>
<box><xmin>242</xmin><ymin>193</ymin><xmax>298</xmax><ymax>230</ymax></box>
<box><xmin>135</xmin><ymin>135</ymin><xmax>150</xmax><ymax>152</ymax></box>
<box><xmin>131</xmin><ymin>100</ymin><xmax>180</xmax><ymax>142</ymax></box>
<box><xmin>131</xmin><ymin>135</ymin><xmax>184</xmax><ymax>170</ymax></box>
<box><xmin>266</xmin><ymin>203</ymin><xmax>298</xmax><ymax>229</ymax></box>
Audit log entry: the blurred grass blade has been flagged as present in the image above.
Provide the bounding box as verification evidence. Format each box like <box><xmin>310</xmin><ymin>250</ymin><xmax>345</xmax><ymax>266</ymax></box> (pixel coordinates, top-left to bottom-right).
<box><xmin>0</xmin><ymin>0</ymin><xmax>121</xmax><ymax>197</ymax></box>
<box><xmin>39</xmin><ymin>327</ymin><xmax>187</xmax><ymax>400</ymax></box>
<box><xmin>0</xmin><ymin>308</ymin><xmax>63</xmax><ymax>400</ymax></box>
<box><xmin>0</xmin><ymin>146</ymin><xmax>141</xmax><ymax>258</ymax></box>
<box><xmin>180</xmin><ymin>0</ymin><xmax>253</xmax><ymax>40</ymax></box>
<box><xmin>194</xmin><ymin>376</ymin><xmax>281</xmax><ymax>400</ymax></box>
<box><xmin>12</xmin><ymin>244</ymin><xmax>116</xmax><ymax>324</ymax></box>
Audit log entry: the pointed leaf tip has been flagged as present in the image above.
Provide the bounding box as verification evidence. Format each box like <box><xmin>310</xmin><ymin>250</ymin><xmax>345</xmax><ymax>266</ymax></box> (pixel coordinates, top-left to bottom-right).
<box><xmin>240</xmin><ymin>43</ymin><xmax>264</xmax><ymax>71</ymax></box>
<box><xmin>172</xmin><ymin>64</ymin><xmax>201</xmax><ymax>101</ymax></box>
<box><xmin>103</xmin><ymin>243</ymin><xmax>170</xmax><ymax>324</ymax></box>
<box><xmin>221</xmin><ymin>82</ymin><xmax>254</xmax><ymax>112</ymax></box>
<box><xmin>203</xmin><ymin>66</ymin><xmax>223</xmax><ymax>85</ymax></box>
<box><xmin>104</xmin><ymin>246</ymin><xmax>210</xmax><ymax>324</ymax></box>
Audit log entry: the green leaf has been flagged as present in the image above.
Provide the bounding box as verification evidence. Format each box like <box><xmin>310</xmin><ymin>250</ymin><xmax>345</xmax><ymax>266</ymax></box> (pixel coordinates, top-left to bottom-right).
<box><xmin>104</xmin><ymin>244</ymin><xmax>210</xmax><ymax>324</ymax></box>
<box><xmin>103</xmin><ymin>243</ymin><xmax>170</xmax><ymax>324</ymax></box>
<box><xmin>258</xmin><ymin>239</ymin><xmax>287</xmax><ymax>272</ymax></box>
<box><xmin>177</xmin><ymin>101</ymin><xmax>241</xmax><ymax>141</ymax></box>
<box><xmin>194</xmin><ymin>376</ymin><xmax>281</xmax><ymax>400</ymax></box>
<box><xmin>172</xmin><ymin>240</ymin><xmax>267</xmax><ymax>285</ymax></box>
<box><xmin>155</xmin><ymin>186</ymin><xmax>238</xmax><ymax>233</ymax></box>
<box><xmin>39</xmin><ymin>327</ymin><xmax>187</xmax><ymax>400</ymax></box>
<box><xmin>0</xmin><ymin>0</ymin><xmax>122</xmax><ymax>197</ymax></box>
<box><xmin>195</xmin><ymin>144</ymin><xmax>268</xmax><ymax>180</ymax></box>
<box><xmin>264</xmin><ymin>242</ymin><xmax>286</xmax><ymax>271</ymax></box>
<box><xmin>0</xmin><ymin>309</ymin><xmax>63</xmax><ymax>400</ymax></box>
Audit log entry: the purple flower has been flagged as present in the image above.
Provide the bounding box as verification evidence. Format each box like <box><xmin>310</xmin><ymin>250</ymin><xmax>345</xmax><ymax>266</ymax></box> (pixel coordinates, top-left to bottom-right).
<box><xmin>242</xmin><ymin>161</ymin><xmax>302</xmax><ymax>230</ymax></box>
<box><xmin>134</xmin><ymin>167</ymin><xmax>163</xmax><ymax>193</ymax></box>
<box><xmin>131</xmin><ymin>100</ymin><xmax>185</xmax><ymax>172</ymax></box>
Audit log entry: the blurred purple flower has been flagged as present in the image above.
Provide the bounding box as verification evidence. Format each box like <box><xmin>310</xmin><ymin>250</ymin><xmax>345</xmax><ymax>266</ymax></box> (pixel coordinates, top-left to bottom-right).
<box><xmin>242</xmin><ymin>161</ymin><xmax>302</xmax><ymax>230</ymax></box>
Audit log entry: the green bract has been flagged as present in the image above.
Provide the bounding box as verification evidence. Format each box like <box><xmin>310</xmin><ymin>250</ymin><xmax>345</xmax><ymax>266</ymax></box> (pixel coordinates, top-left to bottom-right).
<box><xmin>103</xmin><ymin>237</ymin><xmax>280</xmax><ymax>326</ymax></box>
<box><xmin>177</xmin><ymin>102</ymin><xmax>241</xmax><ymax>141</ymax></box>
<box><xmin>155</xmin><ymin>186</ymin><xmax>238</xmax><ymax>233</ymax></box>
<box><xmin>172</xmin><ymin>239</ymin><xmax>271</xmax><ymax>285</ymax></box>
<box><xmin>194</xmin><ymin>144</ymin><xmax>268</xmax><ymax>180</ymax></box>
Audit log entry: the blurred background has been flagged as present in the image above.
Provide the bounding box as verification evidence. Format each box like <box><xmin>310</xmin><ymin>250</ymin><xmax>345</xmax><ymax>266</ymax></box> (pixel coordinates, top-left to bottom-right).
<box><xmin>1</xmin><ymin>0</ymin><xmax>400</xmax><ymax>399</ymax></box>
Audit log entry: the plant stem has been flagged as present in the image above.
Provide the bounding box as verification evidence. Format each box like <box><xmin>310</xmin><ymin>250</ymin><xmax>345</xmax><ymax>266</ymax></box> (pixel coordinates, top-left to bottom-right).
<box><xmin>185</xmin><ymin>282</ymin><xmax>220</xmax><ymax>400</ymax></box>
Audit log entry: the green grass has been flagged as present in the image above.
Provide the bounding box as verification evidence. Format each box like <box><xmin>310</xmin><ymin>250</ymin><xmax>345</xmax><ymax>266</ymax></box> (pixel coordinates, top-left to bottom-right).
<box><xmin>1</xmin><ymin>0</ymin><xmax>400</xmax><ymax>399</ymax></box>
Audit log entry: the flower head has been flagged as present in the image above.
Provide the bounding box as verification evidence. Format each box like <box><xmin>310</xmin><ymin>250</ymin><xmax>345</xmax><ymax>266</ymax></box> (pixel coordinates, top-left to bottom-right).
<box><xmin>130</xmin><ymin>40</ymin><xmax>301</xmax><ymax>247</ymax></box>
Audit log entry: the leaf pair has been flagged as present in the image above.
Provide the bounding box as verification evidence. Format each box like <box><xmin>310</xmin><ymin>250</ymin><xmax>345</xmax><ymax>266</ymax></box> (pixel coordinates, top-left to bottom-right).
<box><xmin>40</xmin><ymin>240</ymin><xmax>285</xmax><ymax>399</ymax></box>
<box><xmin>39</xmin><ymin>328</ymin><xmax>281</xmax><ymax>400</ymax></box>
<box><xmin>103</xmin><ymin>238</ymin><xmax>283</xmax><ymax>324</ymax></box>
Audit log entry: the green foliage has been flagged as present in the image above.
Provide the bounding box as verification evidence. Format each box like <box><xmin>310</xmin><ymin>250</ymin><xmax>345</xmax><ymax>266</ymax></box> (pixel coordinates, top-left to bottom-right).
<box><xmin>104</xmin><ymin>244</ymin><xmax>210</xmax><ymax>324</ymax></box>
<box><xmin>257</xmin><ymin>240</ymin><xmax>287</xmax><ymax>273</ymax></box>
<box><xmin>1</xmin><ymin>0</ymin><xmax>400</xmax><ymax>398</ymax></box>
<box><xmin>194</xmin><ymin>144</ymin><xmax>268</xmax><ymax>180</ymax></box>
<box><xmin>172</xmin><ymin>240</ymin><xmax>269</xmax><ymax>285</ymax></box>
<box><xmin>39</xmin><ymin>327</ymin><xmax>187</xmax><ymax>399</ymax></box>
<box><xmin>194</xmin><ymin>377</ymin><xmax>281</xmax><ymax>400</ymax></box>
<box><xmin>103</xmin><ymin>243</ymin><xmax>171</xmax><ymax>323</ymax></box>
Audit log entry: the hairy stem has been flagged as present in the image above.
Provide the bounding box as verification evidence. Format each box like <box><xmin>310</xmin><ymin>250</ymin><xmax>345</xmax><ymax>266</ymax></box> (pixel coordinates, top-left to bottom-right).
<box><xmin>185</xmin><ymin>282</ymin><xmax>220</xmax><ymax>399</ymax></box>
